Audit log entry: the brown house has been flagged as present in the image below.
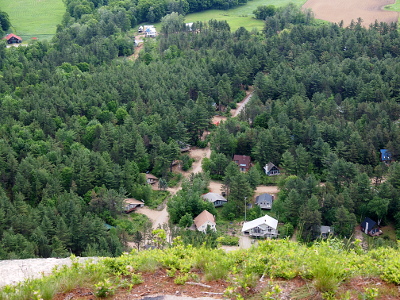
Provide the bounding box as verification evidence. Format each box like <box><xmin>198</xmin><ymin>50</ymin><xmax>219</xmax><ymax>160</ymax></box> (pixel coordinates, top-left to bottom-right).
<box><xmin>233</xmin><ymin>155</ymin><xmax>251</xmax><ymax>172</ymax></box>
<box><xmin>123</xmin><ymin>198</ymin><xmax>144</xmax><ymax>213</ymax></box>
<box><xmin>145</xmin><ymin>173</ymin><xmax>158</xmax><ymax>185</ymax></box>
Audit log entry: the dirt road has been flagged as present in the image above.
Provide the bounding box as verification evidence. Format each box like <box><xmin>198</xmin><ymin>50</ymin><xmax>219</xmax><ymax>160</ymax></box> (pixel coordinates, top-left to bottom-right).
<box><xmin>212</xmin><ymin>90</ymin><xmax>253</xmax><ymax>124</ymax></box>
<box><xmin>232</xmin><ymin>91</ymin><xmax>253</xmax><ymax>117</ymax></box>
<box><xmin>209</xmin><ymin>181</ymin><xmax>279</xmax><ymax>197</ymax></box>
<box><xmin>136</xmin><ymin>147</ymin><xmax>212</xmax><ymax>230</ymax></box>
<box><xmin>136</xmin><ymin>206</ymin><xmax>170</xmax><ymax>230</ymax></box>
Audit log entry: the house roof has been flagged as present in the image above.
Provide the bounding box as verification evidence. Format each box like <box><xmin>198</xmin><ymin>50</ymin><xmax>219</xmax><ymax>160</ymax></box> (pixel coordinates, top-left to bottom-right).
<box><xmin>380</xmin><ymin>149</ymin><xmax>391</xmax><ymax>160</ymax></box>
<box><xmin>233</xmin><ymin>155</ymin><xmax>251</xmax><ymax>167</ymax></box>
<box><xmin>320</xmin><ymin>226</ymin><xmax>332</xmax><ymax>234</ymax></box>
<box><xmin>202</xmin><ymin>192</ymin><xmax>227</xmax><ymax>203</ymax></box>
<box><xmin>194</xmin><ymin>210</ymin><xmax>215</xmax><ymax>228</ymax></box>
<box><xmin>264</xmin><ymin>162</ymin><xmax>278</xmax><ymax>172</ymax></box>
<box><xmin>361</xmin><ymin>217</ymin><xmax>377</xmax><ymax>229</ymax></box>
<box><xmin>255</xmin><ymin>193</ymin><xmax>273</xmax><ymax>207</ymax></box>
<box><xmin>124</xmin><ymin>198</ymin><xmax>144</xmax><ymax>205</ymax></box>
<box><xmin>4</xmin><ymin>33</ymin><xmax>22</xmax><ymax>41</ymax></box>
<box><xmin>145</xmin><ymin>173</ymin><xmax>158</xmax><ymax>180</ymax></box>
<box><xmin>242</xmin><ymin>214</ymin><xmax>278</xmax><ymax>232</ymax></box>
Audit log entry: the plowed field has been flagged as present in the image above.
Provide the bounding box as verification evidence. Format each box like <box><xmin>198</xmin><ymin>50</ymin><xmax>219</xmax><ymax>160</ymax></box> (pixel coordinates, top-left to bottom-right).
<box><xmin>303</xmin><ymin>0</ymin><xmax>398</xmax><ymax>27</ymax></box>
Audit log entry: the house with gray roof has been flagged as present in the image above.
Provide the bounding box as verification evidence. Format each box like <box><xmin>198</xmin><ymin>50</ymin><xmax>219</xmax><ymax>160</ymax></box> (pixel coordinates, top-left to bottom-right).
<box><xmin>255</xmin><ymin>193</ymin><xmax>274</xmax><ymax>210</ymax></box>
<box><xmin>202</xmin><ymin>192</ymin><xmax>228</xmax><ymax>207</ymax></box>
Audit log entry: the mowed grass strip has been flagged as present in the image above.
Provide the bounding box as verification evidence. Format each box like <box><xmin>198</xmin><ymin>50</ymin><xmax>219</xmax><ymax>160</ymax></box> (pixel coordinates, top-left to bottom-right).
<box><xmin>0</xmin><ymin>0</ymin><xmax>65</xmax><ymax>40</ymax></box>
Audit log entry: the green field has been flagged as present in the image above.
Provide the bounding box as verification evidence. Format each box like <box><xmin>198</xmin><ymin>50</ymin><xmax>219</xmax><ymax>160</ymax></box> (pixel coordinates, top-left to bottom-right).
<box><xmin>385</xmin><ymin>1</ymin><xmax>400</xmax><ymax>12</ymax></box>
<box><xmin>183</xmin><ymin>0</ymin><xmax>307</xmax><ymax>31</ymax></box>
<box><xmin>0</xmin><ymin>0</ymin><xmax>65</xmax><ymax>41</ymax></box>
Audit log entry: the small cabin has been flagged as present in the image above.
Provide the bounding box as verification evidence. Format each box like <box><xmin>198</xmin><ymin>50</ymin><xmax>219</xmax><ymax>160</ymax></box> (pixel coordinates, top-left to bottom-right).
<box><xmin>264</xmin><ymin>162</ymin><xmax>280</xmax><ymax>176</ymax></box>
<box><xmin>123</xmin><ymin>198</ymin><xmax>144</xmax><ymax>213</ymax></box>
<box><xmin>380</xmin><ymin>149</ymin><xmax>392</xmax><ymax>163</ymax></box>
<box><xmin>145</xmin><ymin>173</ymin><xmax>158</xmax><ymax>185</ymax></box>
<box><xmin>361</xmin><ymin>217</ymin><xmax>382</xmax><ymax>236</ymax></box>
<box><xmin>4</xmin><ymin>33</ymin><xmax>22</xmax><ymax>44</ymax></box>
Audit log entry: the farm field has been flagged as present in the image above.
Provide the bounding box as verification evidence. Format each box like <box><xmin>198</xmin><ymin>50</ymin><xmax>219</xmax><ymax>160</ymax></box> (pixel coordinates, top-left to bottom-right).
<box><xmin>0</xmin><ymin>0</ymin><xmax>65</xmax><ymax>41</ymax></box>
<box><xmin>172</xmin><ymin>0</ymin><xmax>307</xmax><ymax>31</ymax></box>
<box><xmin>303</xmin><ymin>0</ymin><xmax>399</xmax><ymax>27</ymax></box>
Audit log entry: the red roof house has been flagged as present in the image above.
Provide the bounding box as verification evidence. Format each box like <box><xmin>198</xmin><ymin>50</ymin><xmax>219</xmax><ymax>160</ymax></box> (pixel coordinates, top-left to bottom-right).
<box><xmin>3</xmin><ymin>33</ymin><xmax>22</xmax><ymax>44</ymax></box>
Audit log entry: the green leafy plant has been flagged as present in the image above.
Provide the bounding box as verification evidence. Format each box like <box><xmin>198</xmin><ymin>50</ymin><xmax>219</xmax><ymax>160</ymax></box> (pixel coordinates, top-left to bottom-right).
<box><xmin>362</xmin><ymin>287</ymin><xmax>379</xmax><ymax>300</ymax></box>
<box><xmin>94</xmin><ymin>279</ymin><xmax>116</xmax><ymax>298</ymax></box>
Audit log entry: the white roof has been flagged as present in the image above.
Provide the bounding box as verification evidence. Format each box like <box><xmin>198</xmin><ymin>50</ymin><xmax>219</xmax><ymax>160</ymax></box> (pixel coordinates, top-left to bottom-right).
<box><xmin>242</xmin><ymin>214</ymin><xmax>278</xmax><ymax>232</ymax></box>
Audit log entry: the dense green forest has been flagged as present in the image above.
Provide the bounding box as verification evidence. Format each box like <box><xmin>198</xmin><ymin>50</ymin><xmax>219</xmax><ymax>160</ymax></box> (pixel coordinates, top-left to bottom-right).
<box><xmin>1</xmin><ymin>0</ymin><xmax>400</xmax><ymax>259</ymax></box>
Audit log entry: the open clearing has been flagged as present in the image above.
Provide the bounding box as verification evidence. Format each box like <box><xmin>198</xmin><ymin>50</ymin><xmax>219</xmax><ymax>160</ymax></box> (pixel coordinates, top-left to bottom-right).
<box><xmin>0</xmin><ymin>0</ymin><xmax>65</xmax><ymax>40</ymax></box>
<box><xmin>160</xmin><ymin>0</ymin><xmax>307</xmax><ymax>31</ymax></box>
<box><xmin>303</xmin><ymin>0</ymin><xmax>399</xmax><ymax>27</ymax></box>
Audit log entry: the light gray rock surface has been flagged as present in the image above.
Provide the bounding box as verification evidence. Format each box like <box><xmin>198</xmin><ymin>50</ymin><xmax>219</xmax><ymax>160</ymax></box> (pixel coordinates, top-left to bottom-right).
<box><xmin>0</xmin><ymin>257</ymin><xmax>97</xmax><ymax>287</ymax></box>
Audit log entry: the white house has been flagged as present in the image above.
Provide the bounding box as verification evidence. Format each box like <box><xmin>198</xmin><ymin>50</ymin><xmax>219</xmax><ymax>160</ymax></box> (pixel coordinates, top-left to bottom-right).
<box><xmin>242</xmin><ymin>214</ymin><xmax>278</xmax><ymax>238</ymax></box>
<box><xmin>143</xmin><ymin>25</ymin><xmax>157</xmax><ymax>37</ymax></box>
<box><xmin>194</xmin><ymin>210</ymin><xmax>216</xmax><ymax>233</ymax></box>
<box><xmin>202</xmin><ymin>192</ymin><xmax>228</xmax><ymax>207</ymax></box>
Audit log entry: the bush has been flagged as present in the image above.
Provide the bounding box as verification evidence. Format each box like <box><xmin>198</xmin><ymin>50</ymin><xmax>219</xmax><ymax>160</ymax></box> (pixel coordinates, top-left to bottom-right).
<box><xmin>217</xmin><ymin>235</ymin><xmax>239</xmax><ymax>246</ymax></box>
<box><xmin>181</xmin><ymin>154</ymin><xmax>195</xmax><ymax>171</ymax></box>
<box><xmin>253</xmin><ymin>5</ymin><xmax>276</xmax><ymax>20</ymax></box>
<box><xmin>167</xmin><ymin>172</ymin><xmax>183</xmax><ymax>187</ymax></box>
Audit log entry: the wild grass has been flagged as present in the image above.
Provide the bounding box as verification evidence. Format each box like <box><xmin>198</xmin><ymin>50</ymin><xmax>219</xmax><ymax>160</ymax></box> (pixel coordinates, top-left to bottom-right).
<box><xmin>0</xmin><ymin>0</ymin><xmax>65</xmax><ymax>41</ymax></box>
<box><xmin>2</xmin><ymin>239</ymin><xmax>400</xmax><ymax>299</ymax></box>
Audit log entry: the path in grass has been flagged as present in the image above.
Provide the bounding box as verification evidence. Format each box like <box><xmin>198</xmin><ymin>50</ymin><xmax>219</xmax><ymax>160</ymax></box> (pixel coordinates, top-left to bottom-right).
<box><xmin>0</xmin><ymin>0</ymin><xmax>65</xmax><ymax>41</ymax></box>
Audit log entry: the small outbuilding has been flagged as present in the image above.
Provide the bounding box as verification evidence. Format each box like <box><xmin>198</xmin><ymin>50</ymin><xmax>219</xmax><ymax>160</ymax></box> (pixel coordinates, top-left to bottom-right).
<box><xmin>145</xmin><ymin>173</ymin><xmax>158</xmax><ymax>185</ymax></box>
<box><xmin>123</xmin><ymin>198</ymin><xmax>144</xmax><ymax>213</ymax></box>
<box><xmin>4</xmin><ymin>33</ymin><xmax>22</xmax><ymax>44</ymax></box>
<box><xmin>380</xmin><ymin>149</ymin><xmax>392</xmax><ymax>163</ymax></box>
<box><xmin>255</xmin><ymin>193</ymin><xmax>274</xmax><ymax>210</ymax></box>
<box><xmin>320</xmin><ymin>226</ymin><xmax>333</xmax><ymax>238</ymax></box>
<box><xmin>202</xmin><ymin>192</ymin><xmax>228</xmax><ymax>207</ymax></box>
<box><xmin>361</xmin><ymin>217</ymin><xmax>382</xmax><ymax>236</ymax></box>
<box><xmin>194</xmin><ymin>210</ymin><xmax>216</xmax><ymax>233</ymax></box>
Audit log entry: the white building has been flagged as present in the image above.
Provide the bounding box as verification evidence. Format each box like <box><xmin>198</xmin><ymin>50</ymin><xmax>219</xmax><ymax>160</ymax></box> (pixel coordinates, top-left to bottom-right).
<box><xmin>242</xmin><ymin>214</ymin><xmax>278</xmax><ymax>238</ymax></box>
<box><xmin>194</xmin><ymin>210</ymin><xmax>216</xmax><ymax>233</ymax></box>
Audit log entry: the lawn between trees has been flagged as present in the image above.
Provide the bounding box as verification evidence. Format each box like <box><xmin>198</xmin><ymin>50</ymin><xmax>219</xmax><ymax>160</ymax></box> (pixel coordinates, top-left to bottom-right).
<box><xmin>0</xmin><ymin>0</ymin><xmax>65</xmax><ymax>41</ymax></box>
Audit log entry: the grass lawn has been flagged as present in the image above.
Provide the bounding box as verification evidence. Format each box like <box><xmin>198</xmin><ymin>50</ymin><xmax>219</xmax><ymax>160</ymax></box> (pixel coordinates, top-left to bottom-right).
<box><xmin>145</xmin><ymin>0</ymin><xmax>308</xmax><ymax>32</ymax></box>
<box><xmin>0</xmin><ymin>0</ymin><xmax>65</xmax><ymax>41</ymax></box>
<box><xmin>380</xmin><ymin>223</ymin><xmax>397</xmax><ymax>240</ymax></box>
<box><xmin>184</xmin><ymin>0</ymin><xmax>308</xmax><ymax>31</ymax></box>
<box><xmin>385</xmin><ymin>2</ymin><xmax>400</xmax><ymax>12</ymax></box>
